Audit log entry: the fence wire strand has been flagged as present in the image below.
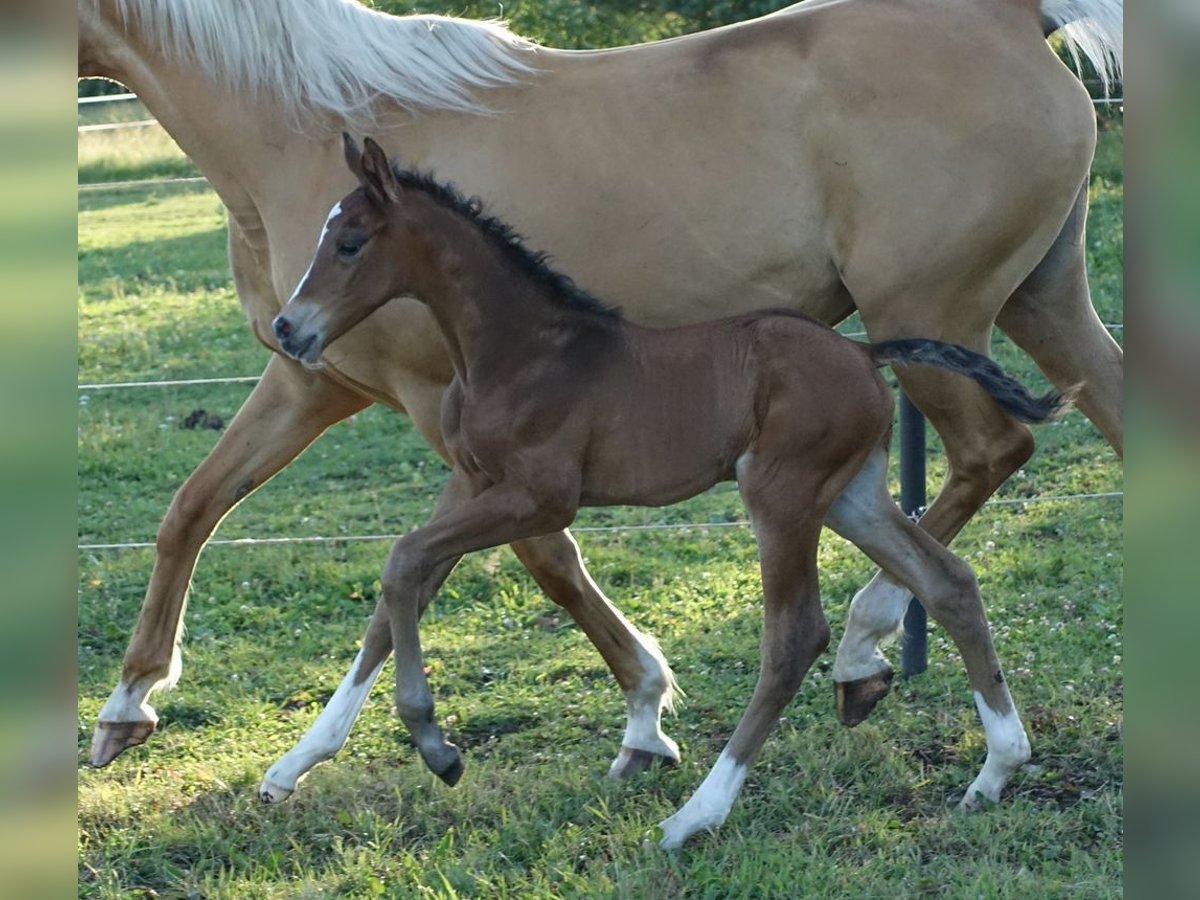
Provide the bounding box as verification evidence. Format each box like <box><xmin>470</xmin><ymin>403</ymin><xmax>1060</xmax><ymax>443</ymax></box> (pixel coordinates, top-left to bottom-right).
<box><xmin>78</xmin><ymin>491</ymin><xmax>1122</xmax><ymax>553</ymax></box>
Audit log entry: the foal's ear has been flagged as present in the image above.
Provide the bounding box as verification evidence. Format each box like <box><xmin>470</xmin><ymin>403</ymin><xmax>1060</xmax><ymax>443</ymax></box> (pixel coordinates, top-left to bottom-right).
<box><xmin>360</xmin><ymin>137</ymin><xmax>401</xmax><ymax>206</ymax></box>
<box><xmin>342</xmin><ymin>131</ymin><xmax>364</xmax><ymax>181</ymax></box>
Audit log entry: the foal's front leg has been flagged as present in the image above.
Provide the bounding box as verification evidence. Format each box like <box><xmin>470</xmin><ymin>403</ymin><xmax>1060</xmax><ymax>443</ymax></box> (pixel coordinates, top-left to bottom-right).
<box><xmin>659</xmin><ymin>468</ymin><xmax>832</xmax><ymax>848</ymax></box>
<box><xmin>383</xmin><ymin>472</ymin><xmax>577</xmax><ymax>782</ymax></box>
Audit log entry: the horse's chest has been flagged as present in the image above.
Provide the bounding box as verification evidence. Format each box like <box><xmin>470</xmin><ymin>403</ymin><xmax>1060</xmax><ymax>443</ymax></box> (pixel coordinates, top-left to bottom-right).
<box><xmin>446</xmin><ymin>397</ymin><xmax>527</xmax><ymax>478</ymax></box>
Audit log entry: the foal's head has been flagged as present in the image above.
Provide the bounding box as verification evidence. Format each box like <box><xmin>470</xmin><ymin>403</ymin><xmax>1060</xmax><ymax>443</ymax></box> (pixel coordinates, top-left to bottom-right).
<box><xmin>274</xmin><ymin>135</ymin><xmax>420</xmax><ymax>365</ymax></box>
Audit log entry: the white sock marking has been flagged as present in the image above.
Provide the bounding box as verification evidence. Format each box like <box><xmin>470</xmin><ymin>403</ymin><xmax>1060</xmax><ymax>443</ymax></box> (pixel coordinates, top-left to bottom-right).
<box><xmin>658</xmin><ymin>750</ymin><xmax>748</xmax><ymax>848</ymax></box>
<box><xmin>612</xmin><ymin>641</ymin><xmax>679</xmax><ymax>767</ymax></box>
<box><xmin>963</xmin><ymin>690</ymin><xmax>1031</xmax><ymax>807</ymax></box>
<box><xmin>260</xmin><ymin>646</ymin><xmax>386</xmax><ymax>801</ymax></box>
<box><xmin>96</xmin><ymin>677</ymin><xmax>159</xmax><ymax>726</ymax></box>
<box><xmin>832</xmin><ymin>574</ymin><xmax>911</xmax><ymax>682</ymax></box>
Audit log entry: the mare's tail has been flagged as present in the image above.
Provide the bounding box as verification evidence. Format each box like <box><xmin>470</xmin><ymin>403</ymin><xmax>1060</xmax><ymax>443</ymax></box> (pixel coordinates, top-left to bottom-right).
<box><xmin>870</xmin><ymin>338</ymin><xmax>1077</xmax><ymax>424</ymax></box>
<box><xmin>1039</xmin><ymin>0</ymin><xmax>1123</xmax><ymax>94</ymax></box>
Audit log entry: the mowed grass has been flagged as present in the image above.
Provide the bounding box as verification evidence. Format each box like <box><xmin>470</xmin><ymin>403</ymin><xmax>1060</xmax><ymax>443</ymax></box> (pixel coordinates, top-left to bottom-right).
<box><xmin>78</xmin><ymin>121</ymin><xmax>1123</xmax><ymax>897</ymax></box>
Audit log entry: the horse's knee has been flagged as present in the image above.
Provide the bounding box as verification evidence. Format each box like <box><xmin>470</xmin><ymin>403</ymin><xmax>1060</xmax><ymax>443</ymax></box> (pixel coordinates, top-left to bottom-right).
<box><xmin>808</xmin><ymin>616</ymin><xmax>833</xmax><ymax>659</ymax></box>
<box><xmin>772</xmin><ymin>612</ymin><xmax>830</xmax><ymax>695</ymax></box>
<box><xmin>155</xmin><ymin>482</ymin><xmax>214</xmax><ymax>557</ymax></box>
<box><xmin>381</xmin><ymin>541</ymin><xmax>430</xmax><ymax>598</ymax></box>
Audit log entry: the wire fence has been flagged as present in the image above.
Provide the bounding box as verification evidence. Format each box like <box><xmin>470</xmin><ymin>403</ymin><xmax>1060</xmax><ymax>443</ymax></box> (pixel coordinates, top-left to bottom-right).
<box><xmin>78</xmin><ymin>491</ymin><xmax>1123</xmax><ymax>554</ymax></box>
<box><xmin>78</xmin><ymin>91</ymin><xmax>1124</xmax><ymax>557</ymax></box>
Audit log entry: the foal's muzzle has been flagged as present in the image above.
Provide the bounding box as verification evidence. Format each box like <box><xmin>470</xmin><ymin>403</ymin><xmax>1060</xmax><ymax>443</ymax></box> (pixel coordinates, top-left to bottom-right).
<box><xmin>272</xmin><ymin>314</ymin><xmax>317</xmax><ymax>362</ymax></box>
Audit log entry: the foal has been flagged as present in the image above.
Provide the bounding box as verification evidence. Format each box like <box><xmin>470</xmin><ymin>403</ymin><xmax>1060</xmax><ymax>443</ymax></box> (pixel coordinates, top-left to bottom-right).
<box><xmin>272</xmin><ymin>137</ymin><xmax>1068</xmax><ymax>848</ymax></box>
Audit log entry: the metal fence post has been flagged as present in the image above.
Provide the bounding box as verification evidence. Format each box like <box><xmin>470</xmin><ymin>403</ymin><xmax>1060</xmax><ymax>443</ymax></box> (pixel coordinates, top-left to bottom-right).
<box><xmin>899</xmin><ymin>392</ymin><xmax>928</xmax><ymax>677</ymax></box>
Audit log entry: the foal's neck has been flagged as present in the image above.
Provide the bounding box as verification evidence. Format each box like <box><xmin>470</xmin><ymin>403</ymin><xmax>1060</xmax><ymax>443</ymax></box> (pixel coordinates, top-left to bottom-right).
<box><xmin>403</xmin><ymin>192</ymin><xmax>614</xmax><ymax>382</ymax></box>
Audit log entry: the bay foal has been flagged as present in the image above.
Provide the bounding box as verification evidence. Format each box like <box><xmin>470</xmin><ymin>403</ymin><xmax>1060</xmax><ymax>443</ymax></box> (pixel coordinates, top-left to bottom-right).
<box><xmin>272</xmin><ymin>138</ymin><xmax>1069</xmax><ymax>848</ymax></box>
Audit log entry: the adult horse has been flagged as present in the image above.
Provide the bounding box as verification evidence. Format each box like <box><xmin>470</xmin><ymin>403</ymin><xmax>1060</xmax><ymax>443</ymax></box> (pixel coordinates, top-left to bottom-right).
<box><xmin>80</xmin><ymin>0</ymin><xmax>1123</xmax><ymax>802</ymax></box>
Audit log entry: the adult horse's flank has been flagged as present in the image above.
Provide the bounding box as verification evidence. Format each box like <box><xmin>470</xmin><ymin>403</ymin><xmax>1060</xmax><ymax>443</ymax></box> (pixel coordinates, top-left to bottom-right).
<box><xmin>81</xmin><ymin>0</ymin><xmax>1123</xmax><ymax>790</ymax></box>
<box><xmin>271</xmin><ymin>136</ymin><xmax>1072</xmax><ymax>847</ymax></box>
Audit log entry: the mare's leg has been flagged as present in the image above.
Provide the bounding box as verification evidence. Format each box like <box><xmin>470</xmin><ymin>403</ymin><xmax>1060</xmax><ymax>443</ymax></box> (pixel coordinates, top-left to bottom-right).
<box><xmin>90</xmin><ymin>355</ymin><xmax>369</xmax><ymax>766</ymax></box>
<box><xmin>833</xmin><ymin>210</ymin><xmax>1121</xmax><ymax>724</ymax></box>
<box><xmin>827</xmin><ymin>451</ymin><xmax>1031</xmax><ymax>807</ymax></box>
<box><xmin>998</xmin><ymin>182</ymin><xmax>1123</xmax><ymax>455</ymax></box>
<box><xmin>659</xmin><ymin>462</ymin><xmax>832</xmax><ymax>848</ymax></box>
<box><xmin>381</xmin><ymin>472</ymin><xmax>577</xmax><ymax>783</ymax></box>
<box><xmin>511</xmin><ymin>532</ymin><xmax>680</xmax><ymax>777</ymax></box>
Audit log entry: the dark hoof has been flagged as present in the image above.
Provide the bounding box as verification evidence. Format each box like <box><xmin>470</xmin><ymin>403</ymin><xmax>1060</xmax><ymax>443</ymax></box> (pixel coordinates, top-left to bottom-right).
<box><xmin>89</xmin><ymin>720</ymin><xmax>157</xmax><ymax>767</ymax></box>
<box><xmin>435</xmin><ymin>752</ymin><xmax>465</xmax><ymax>787</ymax></box>
<box><xmin>835</xmin><ymin>669</ymin><xmax>895</xmax><ymax>727</ymax></box>
<box><xmin>608</xmin><ymin>745</ymin><xmax>680</xmax><ymax>779</ymax></box>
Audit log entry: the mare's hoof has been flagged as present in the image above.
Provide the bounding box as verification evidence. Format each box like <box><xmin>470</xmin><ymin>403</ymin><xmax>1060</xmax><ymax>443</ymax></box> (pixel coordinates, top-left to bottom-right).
<box><xmin>435</xmin><ymin>752</ymin><xmax>465</xmax><ymax>787</ymax></box>
<box><xmin>89</xmin><ymin>720</ymin><xmax>156</xmax><ymax>767</ymax></box>
<box><xmin>608</xmin><ymin>745</ymin><xmax>680</xmax><ymax>780</ymax></box>
<box><xmin>834</xmin><ymin>669</ymin><xmax>895</xmax><ymax>727</ymax></box>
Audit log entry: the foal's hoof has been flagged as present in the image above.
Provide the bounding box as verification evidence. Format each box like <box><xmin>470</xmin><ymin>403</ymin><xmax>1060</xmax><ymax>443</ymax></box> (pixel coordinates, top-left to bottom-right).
<box><xmin>834</xmin><ymin>669</ymin><xmax>895</xmax><ymax>727</ymax></box>
<box><xmin>608</xmin><ymin>745</ymin><xmax>680</xmax><ymax>780</ymax></box>
<box><xmin>433</xmin><ymin>751</ymin><xmax>465</xmax><ymax>787</ymax></box>
<box><xmin>89</xmin><ymin>720</ymin><xmax>156</xmax><ymax>767</ymax></box>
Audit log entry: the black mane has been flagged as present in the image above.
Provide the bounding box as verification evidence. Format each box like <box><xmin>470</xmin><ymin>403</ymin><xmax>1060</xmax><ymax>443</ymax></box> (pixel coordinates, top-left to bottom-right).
<box><xmin>391</xmin><ymin>165</ymin><xmax>622</xmax><ymax>320</ymax></box>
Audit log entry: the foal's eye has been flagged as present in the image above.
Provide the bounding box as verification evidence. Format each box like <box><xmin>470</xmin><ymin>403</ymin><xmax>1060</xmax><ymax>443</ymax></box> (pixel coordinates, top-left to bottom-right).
<box><xmin>337</xmin><ymin>240</ymin><xmax>364</xmax><ymax>258</ymax></box>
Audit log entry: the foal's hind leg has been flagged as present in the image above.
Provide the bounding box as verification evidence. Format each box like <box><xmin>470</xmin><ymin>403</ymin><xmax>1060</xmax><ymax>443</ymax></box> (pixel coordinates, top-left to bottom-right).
<box><xmin>511</xmin><ymin>532</ymin><xmax>680</xmax><ymax>777</ymax></box>
<box><xmin>827</xmin><ymin>451</ymin><xmax>1031</xmax><ymax>808</ymax></box>
<box><xmin>659</xmin><ymin>465</ymin><xmax>831</xmax><ymax>848</ymax></box>
<box><xmin>998</xmin><ymin>182</ymin><xmax>1123</xmax><ymax>455</ymax></box>
<box><xmin>830</xmin><ymin>337</ymin><xmax>1036</xmax><ymax>726</ymax></box>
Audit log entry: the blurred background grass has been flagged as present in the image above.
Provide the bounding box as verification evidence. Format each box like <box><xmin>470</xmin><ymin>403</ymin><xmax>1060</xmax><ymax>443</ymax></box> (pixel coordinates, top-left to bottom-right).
<box><xmin>0</xmin><ymin>2</ymin><xmax>77</xmax><ymax>898</ymax></box>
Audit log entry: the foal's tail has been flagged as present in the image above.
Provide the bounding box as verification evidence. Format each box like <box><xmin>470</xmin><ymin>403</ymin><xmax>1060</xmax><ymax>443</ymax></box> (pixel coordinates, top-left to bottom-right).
<box><xmin>870</xmin><ymin>338</ymin><xmax>1077</xmax><ymax>424</ymax></box>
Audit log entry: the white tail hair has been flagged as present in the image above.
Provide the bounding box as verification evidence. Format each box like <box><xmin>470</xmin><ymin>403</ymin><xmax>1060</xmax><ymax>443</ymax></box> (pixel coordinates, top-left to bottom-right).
<box><xmin>1041</xmin><ymin>0</ymin><xmax>1124</xmax><ymax>93</ymax></box>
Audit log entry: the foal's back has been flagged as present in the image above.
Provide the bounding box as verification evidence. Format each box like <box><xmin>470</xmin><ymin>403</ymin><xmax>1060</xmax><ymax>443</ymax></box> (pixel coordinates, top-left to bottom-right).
<box><xmin>574</xmin><ymin>311</ymin><xmax>893</xmax><ymax>508</ymax></box>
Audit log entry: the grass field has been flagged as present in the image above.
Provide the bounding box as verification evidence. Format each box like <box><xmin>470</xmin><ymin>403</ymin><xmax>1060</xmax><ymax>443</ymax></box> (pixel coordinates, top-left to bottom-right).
<box><xmin>77</xmin><ymin>105</ymin><xmax>1123</xmax><ymax>896</ymax></box>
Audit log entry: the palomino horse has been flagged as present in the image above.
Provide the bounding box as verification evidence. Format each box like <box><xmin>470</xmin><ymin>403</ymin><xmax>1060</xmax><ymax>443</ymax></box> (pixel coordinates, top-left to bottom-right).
<box><xmin>81</xmin><ymin>0</ymin><xmax>1123</xmax><ymax>793</ymax></box>
<box><xmin>270</xmin><ymin>137</ymin><xmax>1072</xmax><ymax>847</ymax></box>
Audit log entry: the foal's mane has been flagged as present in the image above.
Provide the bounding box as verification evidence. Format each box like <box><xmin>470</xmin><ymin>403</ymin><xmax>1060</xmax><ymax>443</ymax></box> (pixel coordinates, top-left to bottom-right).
<box><xmin>394</xmin><ymin>167</ymin><xmax>622</xmax><ymax>321</ymax></box>
<box><xmin>109</xmin><ymin>0</ymin><xmax>539</xmax><ymax>121</ymax></box>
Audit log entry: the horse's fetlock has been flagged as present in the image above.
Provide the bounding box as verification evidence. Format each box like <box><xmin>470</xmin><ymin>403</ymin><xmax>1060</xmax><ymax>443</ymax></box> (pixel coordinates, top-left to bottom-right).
<box><xmin>395</xmin><ymin>690</ymin><xmax>434</xmax><ymax>726</ymax></box>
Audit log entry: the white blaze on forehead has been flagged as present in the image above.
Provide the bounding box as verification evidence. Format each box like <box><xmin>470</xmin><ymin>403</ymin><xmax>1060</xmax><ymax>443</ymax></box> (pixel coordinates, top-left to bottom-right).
<box><xmin>288</xmin><ymin>200</ymin><xmax>344</xmax><ymax>302</ymax></box>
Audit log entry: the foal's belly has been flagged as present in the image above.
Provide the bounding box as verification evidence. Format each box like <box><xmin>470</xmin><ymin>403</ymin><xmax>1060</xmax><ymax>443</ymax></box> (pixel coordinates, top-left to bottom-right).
<box><xmin>575</xmin><ymin>338</ymin><xmax>756</xmax><ymax>508</ymax></box>
<box><xmin>578</xmin><ymin>459</ymin><xmax>736</xmax><ymax>509</ymax></box>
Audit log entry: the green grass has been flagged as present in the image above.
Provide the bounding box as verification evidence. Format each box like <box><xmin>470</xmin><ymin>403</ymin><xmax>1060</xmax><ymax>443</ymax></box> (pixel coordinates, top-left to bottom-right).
<box><xmin>78</xmin><ymin>112</ymin><xmax>1122</xmax><ymax>897</ymax></box>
